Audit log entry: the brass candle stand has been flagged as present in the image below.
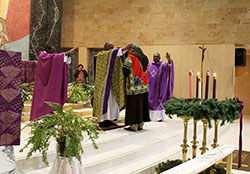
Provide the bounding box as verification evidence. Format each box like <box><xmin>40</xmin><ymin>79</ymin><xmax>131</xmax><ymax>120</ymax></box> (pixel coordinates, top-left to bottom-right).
<box><xmin>211</xmin><ymin>119</ymin><xmax>220</xmax><ymax>148</ymax></box>
<box><xmin>191</xmin><ymin>119</ymin><xmax>199</xmax><ymax>158</ymax></box>
<box><xmin>200</xmin><ymin>119</ymin><xmax>209</xmax><ymax>154</ymax></box>
<box><xmin>180</xmin><ymin>116</ymin><xmax>191</xmax><ymax>162</ymax></box>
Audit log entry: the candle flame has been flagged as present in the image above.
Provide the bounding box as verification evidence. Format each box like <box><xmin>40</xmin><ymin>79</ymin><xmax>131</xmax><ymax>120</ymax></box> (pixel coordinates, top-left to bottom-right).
<box><xmin>189</xmin><ymin>71</ymin><xmax>193</xmax><ymax>75</ymax></box>
<box><xmin>213</xmin><ymin>73</ymin><xmax>217</xmax><ymax>78</ymax></box>
<box><xmin>197</xmin><ymin>72</ymin><xmax>200</xmax><ymax>77</ymax></box>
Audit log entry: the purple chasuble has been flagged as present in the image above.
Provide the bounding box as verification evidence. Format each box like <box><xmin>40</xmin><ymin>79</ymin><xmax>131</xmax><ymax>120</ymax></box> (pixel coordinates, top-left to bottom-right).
<box><xmin>148</xmin><ymin>60</ymin><xmax>174</xmax><ymax>111</ymax></box>
<box><xmin>30</xmin><ymin>51</ymin><xmax>68</xmax><ymax>120</ymax></box>
<box><xmin>0</xmin><ymin>50</ymin><xmax>22</xmax><ymax>146</ymax></box>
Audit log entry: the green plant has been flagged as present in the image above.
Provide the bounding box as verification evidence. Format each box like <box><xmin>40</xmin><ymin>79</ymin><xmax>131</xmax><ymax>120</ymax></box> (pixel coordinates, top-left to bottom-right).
<box><xmin>20</xmin><ymin>102</ymin><xmax>100</xmax><ymax>165</ymax></box>
<box><xmin>67</xmin><ymin>82</ymin><xmax>87</xmax><ymax>103</ymax></box>
<box><xmin>82</xmin><ymin>82</ymin><xmax>94</xmax><ymax>106</ymax></box>
<box><xmin>163</xmin><ymin>97</ymin><xmax>241</xmax><ymax>127</ymax></box>
<box><xmin>21</xmin><ymin>82</ymin><xmax>34</xmax><ymax>107</ymax></box>
<box><xmin>155</xmin><ymin>159</ymin><xmax>182</xmax><ymax>174</ymax></box>
<box><xmin>81</xmin><ymin>82</ymin><xmax>94</xmax><ymax>99</ymax></box>
<box><xmin>200</xmin><ymin>164</ymin><xmax>226</xmax><ymax>174</ymax></box>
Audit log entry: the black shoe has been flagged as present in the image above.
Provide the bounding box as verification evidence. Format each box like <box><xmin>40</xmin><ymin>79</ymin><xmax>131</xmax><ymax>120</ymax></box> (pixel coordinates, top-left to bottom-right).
<box><xmin>158</xmin><ymin>119</ymin><xmax>163</xmax><ymax>122</ymax></box>
<box><xmin>124</xmin><ymin>127</ymin><xmax>137</xmax><ymax>132</ymax></box>
<box><xmin>99</xmin><ymin>120</ymin><xmax>118</xmax><ymax>127</ymax></box>
<box><xmin>138</xmin><ymin>128</ymin><xmax>143</xmax><ymax>131</ymax></box>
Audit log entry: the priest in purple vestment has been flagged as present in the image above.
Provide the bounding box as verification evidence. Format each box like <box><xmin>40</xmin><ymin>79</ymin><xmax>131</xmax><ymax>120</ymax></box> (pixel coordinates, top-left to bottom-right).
<box><xmin>148</xmin><ymin>52</ymin><xmax>174</xmax><ymax>122</ymax></box>
<box><xmin>30</xmin><ymin>46</ymin><xmax>77</xmax><ymax>120</ymax></box>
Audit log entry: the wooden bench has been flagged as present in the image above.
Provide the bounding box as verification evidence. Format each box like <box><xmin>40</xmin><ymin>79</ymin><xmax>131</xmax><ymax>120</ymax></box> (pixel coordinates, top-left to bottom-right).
<box><xmin>162</xmin><ymin>144</ymin><xmax>236</xmax><ymax>174</ymax></box>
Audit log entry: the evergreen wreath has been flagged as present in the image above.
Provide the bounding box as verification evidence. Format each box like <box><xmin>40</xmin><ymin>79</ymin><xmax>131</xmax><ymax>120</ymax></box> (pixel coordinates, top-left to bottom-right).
<box><xmin>163</xmin><ymin>97</ymin><xmax>241</xmax><ymax>127</ymax></box>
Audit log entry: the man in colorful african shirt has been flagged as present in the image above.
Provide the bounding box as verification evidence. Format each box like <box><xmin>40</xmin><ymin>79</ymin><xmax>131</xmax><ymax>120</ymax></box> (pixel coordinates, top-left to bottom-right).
<box><xmin>123</xmin><ymin>44</ymin><xmax>150</xmax><ymax>131</ymax></box>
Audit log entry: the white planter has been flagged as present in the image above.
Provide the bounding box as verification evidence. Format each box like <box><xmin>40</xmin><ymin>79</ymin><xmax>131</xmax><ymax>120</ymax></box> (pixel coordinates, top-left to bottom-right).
<box><xmin>49</xmin><ymin>156</ymin><xmax>85</xmax><ymax>174</ymax></box>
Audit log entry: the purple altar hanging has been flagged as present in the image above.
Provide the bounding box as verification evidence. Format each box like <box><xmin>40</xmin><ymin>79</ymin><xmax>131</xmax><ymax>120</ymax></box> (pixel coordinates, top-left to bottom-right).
<box><xmin>0</xmin><ymin>50</ymin><xmax>22</xmax><ymax>146</ymax></box>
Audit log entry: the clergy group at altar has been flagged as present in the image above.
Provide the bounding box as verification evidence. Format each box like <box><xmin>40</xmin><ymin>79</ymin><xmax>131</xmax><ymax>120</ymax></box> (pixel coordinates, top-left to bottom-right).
<box><xmin>29</xmin><ymin>42</ymin><xmax>174</xmax><ymax>131</ymax></box>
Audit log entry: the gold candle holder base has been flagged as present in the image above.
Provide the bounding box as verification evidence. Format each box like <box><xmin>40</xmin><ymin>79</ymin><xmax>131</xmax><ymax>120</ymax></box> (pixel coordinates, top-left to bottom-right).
<box><xmin>211</xmin><ymin>119</ymin><xmax>220</xmax><ymax>148</ymax></box>
<box><xmin>191</xmin><ymin>119</ymin><xmax>199</xmax><ymax>158</ymax></box>
<box><xmin>200</xmin><ymin>118</ymin><xmax>209</xmax><ymax>154</ymax></box>
<box><xmin>180</xmin><ymin>116</ymin><xmax>191</xmax><ymax>162</ymax></box>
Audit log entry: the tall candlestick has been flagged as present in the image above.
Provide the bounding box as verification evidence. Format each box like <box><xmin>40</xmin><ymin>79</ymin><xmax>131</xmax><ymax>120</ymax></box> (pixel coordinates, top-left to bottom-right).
<box><xmin>205</xmin><ymin>71</ymin><xmax>210</xmax><ymax>100</ymax></box>
<box><xmin>189</xmin><ymin>71</ymin><xmax>193</xmax><ymax>98</ymax></box>
<box><xmin>196</xmin><ymin>72</ymin><xmax>200</xmax><ymax>98</ymax></box>
<box><xmin>213</xmin><ymin>73</ymin><xmax>216</xmax><ymax>99</ymax></box>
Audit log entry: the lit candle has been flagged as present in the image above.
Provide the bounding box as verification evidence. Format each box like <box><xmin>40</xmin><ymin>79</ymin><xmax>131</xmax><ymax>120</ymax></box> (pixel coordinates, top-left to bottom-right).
<box><xmin>205</xmin><ymin>71</ymin><xmax>210</xmax><ymax>100</ymax></box>
<box><xmin>196</xmin><ymin>72</ymin><xmax>200</xmax><ymax>98</ymax></box>
<box><xmin>189</xmin><ymin>71</ymin><xmax>193</xmax><ymax>98</ymax></box>
<box><xmin>213</xmin><ymin>73</ymin><xmax>216</xmax><ymax>99</ymax></box>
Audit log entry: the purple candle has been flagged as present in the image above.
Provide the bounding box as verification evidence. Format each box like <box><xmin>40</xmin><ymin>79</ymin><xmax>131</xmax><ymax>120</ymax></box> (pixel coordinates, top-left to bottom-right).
<box><xmin>196</xmin><ymin>72</ymin><xmax>200</xmax><ymax>98</ymax></box>
<box><xmin>205</xmin><ymin>71</ymin><xmax>210</xmax><ymax>100</ymax></box>
<box><xmin>213</xmin><ymin>73</ymin><xmax>216</xmax><ymax>99</ymax></box>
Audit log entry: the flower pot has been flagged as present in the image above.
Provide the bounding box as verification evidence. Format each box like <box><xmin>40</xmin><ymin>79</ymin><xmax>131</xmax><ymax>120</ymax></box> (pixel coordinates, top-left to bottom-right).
<box><xmin>49</xmin><ymin>156</ymin><xmax>85</xmax><ymax>174</ymax></box>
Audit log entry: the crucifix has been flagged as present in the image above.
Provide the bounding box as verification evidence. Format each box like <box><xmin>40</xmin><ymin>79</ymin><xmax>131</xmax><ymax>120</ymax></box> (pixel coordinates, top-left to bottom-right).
<box><xmin>199</xmin><ymin>45</ymin><xmax>207</xmax><ymax>99</ymax></box>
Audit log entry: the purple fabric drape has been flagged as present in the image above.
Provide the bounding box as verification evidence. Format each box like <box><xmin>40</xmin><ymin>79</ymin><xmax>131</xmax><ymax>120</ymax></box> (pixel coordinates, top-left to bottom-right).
<box><xmin>0</xmin><ymin>50</ymin><xmax>22</xmax><ymax>146</ymax></box>
<box><xmin>148</xmin><ymin>60</ymin><xmax>174</xmax><ymax>110</ymax></box>
<box><xmin>30</xmin><ymin>52</ymin><xmax>68</xmax><ymax>120</ymax></box>
<box><xmin>21</xmin><ymin>60</ymin><xmax>38</xmax><ymax>83</ymax></box>
<box><xmin>234</xmin><ymin>97</ymin><xmax>244</xmax><ymax>169</ymax></box>
<box><xmin>102</xmin><ymin>49</ymin><xmax>119</xmax><ymax>114</ymax></box>
<box><xmin>93</xmin><ymin>55</ymin><xmax>97</xmax><ymax>79</ymax></box>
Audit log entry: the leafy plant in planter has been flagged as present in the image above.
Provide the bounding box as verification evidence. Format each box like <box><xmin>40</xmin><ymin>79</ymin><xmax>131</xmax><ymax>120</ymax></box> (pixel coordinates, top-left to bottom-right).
<box><xmin>20</xmin><ymin>102</ymin><xmax>100</xmax><ymax>165</ymax></box>
<box><xmin>21</xmin><ymin>82</ymin><xmax>34</xmax><ymax>107</ymax></box>
<box><xmin>81</xmin><ymin>82</ymin><xmax>94</xmax><ymax>106</ymax></box>
<box><xmin>67</xmin><ymin>82</ymin><xmax>87</xmax><ymax>103</ymax></box>
<box><xmin>155</xmin><ymin>159</ymin><xmax>182</xmax><ymax>173</ymax></box>
<box><xmin>200</xmin><ymin>164</ymin><xmax>226</xmax><ymax>174</ymax></box>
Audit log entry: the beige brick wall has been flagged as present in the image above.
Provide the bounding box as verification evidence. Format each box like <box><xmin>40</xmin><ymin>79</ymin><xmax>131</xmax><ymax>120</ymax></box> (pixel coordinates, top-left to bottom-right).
<box><xmin>62</xmin><ymin>0</ymin><xmax>250</xmax><ymax>47</ymax></box>
<box><xmin>61</xmin><ymin>0</ymin><xmax>248</xmax><ymax>98</ymax></box>
<box><xmin>141</xmin><ymin>44</ymin><xmax>235</xmax><ymax>100</ymax></box>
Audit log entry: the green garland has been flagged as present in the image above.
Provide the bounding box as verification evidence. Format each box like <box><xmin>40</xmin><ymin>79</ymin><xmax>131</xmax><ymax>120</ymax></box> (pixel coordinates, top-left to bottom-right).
<box><xmin>155</xmin><ymin>159</ymin><xmax>182</xmax><ymax>174</ymax></box>
<box><xmin>163</xmin><ymin>97</ymin><xmax>240</xmax><ymax>127</ymax></box>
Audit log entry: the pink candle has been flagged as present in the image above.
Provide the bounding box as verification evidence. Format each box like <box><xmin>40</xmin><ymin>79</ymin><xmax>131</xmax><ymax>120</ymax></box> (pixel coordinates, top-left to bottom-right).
<box><xmin>189</xmin><ymin>71</ymin><xmax>193</xmax><ymax>98</ymax></box>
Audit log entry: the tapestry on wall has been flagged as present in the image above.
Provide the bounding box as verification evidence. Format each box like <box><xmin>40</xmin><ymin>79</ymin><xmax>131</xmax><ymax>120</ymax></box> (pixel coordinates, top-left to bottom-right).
<box><xmin>21</xmin><ymin>60</ymin><xmax>37</xmax><ymax>83</ymax></box>
<box><xmin>0</xmin><ymin>50</ymin><xmax>22</xmax><ymax>146</ymax></box>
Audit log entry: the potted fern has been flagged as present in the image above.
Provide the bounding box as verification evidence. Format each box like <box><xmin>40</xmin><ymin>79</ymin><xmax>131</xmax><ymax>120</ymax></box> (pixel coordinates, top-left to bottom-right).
<box><xmin>67</xmin><ymin>82</ymin><xmax>87</xmax><ymax>103</ymax></box>
<box><xmin>20</xmin><ymin>102</ymin><xmax>99</xmax><ymax>173</ymax></box>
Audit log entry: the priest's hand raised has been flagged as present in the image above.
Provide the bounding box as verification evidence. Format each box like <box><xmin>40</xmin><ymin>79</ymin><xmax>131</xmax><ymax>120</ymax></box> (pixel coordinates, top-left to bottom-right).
<box><xmin>166</xmin><ymin>52</ymin><xmax>171</xmax><ymax>62</ymax></box>
<box><xmin>65</xmin><ymin>47</ymin><xmax>78</xmax><ymax>55</ymax></box>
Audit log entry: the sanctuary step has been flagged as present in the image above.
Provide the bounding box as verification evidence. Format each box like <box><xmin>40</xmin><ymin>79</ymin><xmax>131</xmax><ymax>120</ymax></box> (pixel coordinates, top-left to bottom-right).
<box><xmin>16</xmin><ymin>117</ymin><xmax>230</xmax><ymax>174</ymax></box>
